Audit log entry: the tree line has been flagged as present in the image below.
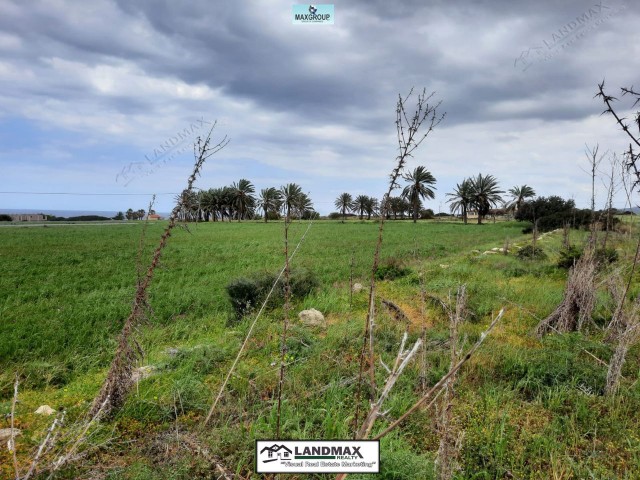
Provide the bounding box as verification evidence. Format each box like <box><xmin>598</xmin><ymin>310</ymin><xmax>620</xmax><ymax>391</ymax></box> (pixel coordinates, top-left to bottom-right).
<box><xmin>178</xmin><ymin>181</ymin><xmax>315</xmax><ymax>222</ymax></box>
<box><xmin>334</xmin><ymin>167</ymin><xmax>538</xmax><ymax>225</ymax></box>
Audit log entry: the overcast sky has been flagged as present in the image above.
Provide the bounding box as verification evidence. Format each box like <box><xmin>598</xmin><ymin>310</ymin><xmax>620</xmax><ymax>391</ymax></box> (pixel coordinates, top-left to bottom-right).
<box><xmin>0</xmin><ymin>0</ymin><xmax>638</xmax><ymax>215</ymax></box>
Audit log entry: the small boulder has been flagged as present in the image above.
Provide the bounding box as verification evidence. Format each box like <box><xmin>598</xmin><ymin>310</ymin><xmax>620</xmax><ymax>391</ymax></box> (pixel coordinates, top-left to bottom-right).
<box><xmin>483</xmin><ymin>251</ymin><xmax>498</xmax><ymax>255</ymax></box>
<box><xmin>439</xmin><ymin>264</ymin><xmax>450</xmax><ymax>269</ymax></box>
<box><xmin>0</xmin><ymin>428</ymin><xmax>21</xmax><ymax>443</ymax></box>
<box><xmin>35</xmin><ymin>405</ymin><xmax>56</xmax><ymax>416</ymax></box>
<box><xmin>131</xmin><ymin>365</ymin><xmax>156</xmax><ymax>382</ymax></box>
<box><xmin>298</xmin><ymin>308</ymin><xmax>326</xmax><ymax>327</ymax></box>
<box><xmin>352</xmin><ymin>283</ymin><xmax>363</xmax><ymax>293</ymax></box>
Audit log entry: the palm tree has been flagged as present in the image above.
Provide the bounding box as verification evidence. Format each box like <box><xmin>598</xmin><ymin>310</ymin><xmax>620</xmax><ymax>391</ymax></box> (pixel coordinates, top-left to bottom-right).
<box><xmin>231</xmin><ymin>179</ymin><xmax>256</xmax><ymax>222</ymax></box>
<box><xmin>257</xmin><ymin>187</ymin><xmax>282</xmax><ymax>223</ymax></box>
<box><xmin>446</xmin><ymin>178</ymin><xmax>474</xmax><ymax>224</ymax></box>
<box><xmin>281</xmin><ymin>183</ymin><xmax>303</xmax><ymax>221</ymax></box>
<box><xmin>293</xmin><ymin>192</ymin><xmax>314</xmax><ymax>220</ymax></box>
<box><xmin>334</xmin><ymin>192</ymin><xmax>354</xmax><ymax>223</ymax></box>
<box><xmin>470</xmin><ymin>174</ymin><xmax>503</xmax><ymax>224</ymax></box>
<box><xmin>353</xmin><ymin>195</ymin><xmax>369</xmax><ymax>220</ymax></box>
<box><xmin>364</xmin><ymin>196</ymin><xmax>379</xmax><ymax>220</ymax></box>
<box><xmin>507</xmin><ymin>185</ymin><xmax>536</xmax><ymax>214</ymax></box>
<box><xmin>402</xmin><ymin>166</ymin><xmax>437</xmax><ymax>223</ymax></box>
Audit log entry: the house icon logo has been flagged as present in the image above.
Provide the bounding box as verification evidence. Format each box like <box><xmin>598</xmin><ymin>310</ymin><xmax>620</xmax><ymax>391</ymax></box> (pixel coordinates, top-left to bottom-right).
<box><xmin>259</xmin><ymin>444</ymin><xmax>293</xmax><ymax>463</ymax></box>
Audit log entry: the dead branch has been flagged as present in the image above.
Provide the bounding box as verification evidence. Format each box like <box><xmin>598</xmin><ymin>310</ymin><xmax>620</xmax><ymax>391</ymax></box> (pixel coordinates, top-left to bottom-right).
<box><xmin>48</xmin><ymin>396</ymin><xmax>110</xmax><ymax>478</ymax></box>
<box><xmin>596</xmin><ymin>81</ymin><xmax>640</xmax><ymax>188</ymax></box>
<box><xmin>381</xmin><ymin>298</ymin><xmax>410</xmax><ymax>324</ymax></box>
<box><xmin>373</xmin><ymin>309</ymin><xmax>504</xmax><ymax>440</ymax></box>
<box><xmin>23</xmin><ymin>409</ymin><xmax>66</xmax><ymax>480</ymax></box>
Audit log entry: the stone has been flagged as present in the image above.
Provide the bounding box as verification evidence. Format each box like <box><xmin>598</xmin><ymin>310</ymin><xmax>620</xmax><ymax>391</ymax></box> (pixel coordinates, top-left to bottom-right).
<box><xmin>131</xmin><ymin>365</ymin><xmax>156</xmax><ymax>382</ymax></box>
<box><xmin>482</xmin><ymin>251</ymin><xmax>498</xmax><ymax>255</ymax></box>
<box><xmin>439</xmin><ymin>264</ymin><xmax>450</xmax><ymax>269</ymax></box>
<box><xmin>35</xmin><ymin>405</ymin><xmax>56</xmax><ymax>416</ymax></box>
<box><xmin>0</xmin><ymin>428</ymin><xmax>21</xmax><ymax>443</ymax></box>
<box><xmin>298</xmin><ymin>308</ymin><xmax>326</xmax><ymax>327</ymax></box>
<box><xmin>352</xmin><ymin>283</ymin><xmax>363</xmax><ymax>293</ymax></box>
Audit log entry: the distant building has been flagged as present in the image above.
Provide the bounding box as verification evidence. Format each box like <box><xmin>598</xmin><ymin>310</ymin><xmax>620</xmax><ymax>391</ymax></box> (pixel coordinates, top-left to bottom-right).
<box><xmin>10</xmin><ymin>214</ymin><xmax>46</xmax><ymax>222</ymax></box>
<box><xmin>148</xmin><ymin>214</ymin><xmax>162</xmax><ymax>221</ymax></box>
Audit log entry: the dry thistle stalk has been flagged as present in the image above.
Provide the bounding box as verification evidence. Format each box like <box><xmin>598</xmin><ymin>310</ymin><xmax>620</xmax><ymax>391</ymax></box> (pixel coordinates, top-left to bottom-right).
<box><xmin>436</xmin><ymin>285</ymin><xmax>466</xmax><ymax>480</ymax></box>
<box><xmin>275</xmin><ymin>216</ymin><xmax>292</xmax><ymax>438</ymax></box>
<box><xmin>606</xmin><ymin>312</ymin><xmax>640</xmax><ymax>395</ymax></box>
<box><xmin>535</xmin><ymin>251</ymin><xmax>596</xmax><ymax>336</ymax></box>
<box><xmin>352</xmin><ymin>88</ymin><xmax>444</xmax><ymax>434</ymax></box>
<box><xmin>10</xmin><ymin>374</ymin><xmax>20</xmax><ymax>480</ymax></box>
<box><xmin>90</xmin><ymin>124</ymin><xmax>228</xmax><ymax>417</ymax></box>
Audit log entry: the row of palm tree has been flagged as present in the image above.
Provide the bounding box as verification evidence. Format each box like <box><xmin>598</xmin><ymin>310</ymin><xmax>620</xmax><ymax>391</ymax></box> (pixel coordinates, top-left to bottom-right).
<box><xmin>334</xmin><ymin>194</ymin><xmax>380</xmax><ymax>222</ymax></box>
<box><xmin>446</xmin><ymin>174</ymin><xmax>535</xmax><ymax>224</ymax></box>
<box><xmin>335</xmin><ymin>166</ymin><xmax>437</xmax><ymax>223</ymax></box>
<box><xmin>176</xmin><ymin>181</ymin><xmax>314</xmax><ymax>222</ymax></box>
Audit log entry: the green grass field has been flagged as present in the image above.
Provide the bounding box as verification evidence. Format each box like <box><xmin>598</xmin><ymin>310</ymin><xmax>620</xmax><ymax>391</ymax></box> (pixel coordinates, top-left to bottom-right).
<box><xmin>1</xmin><ymin>219</ymin><xmax>640</xmax><ymax>479</ymax></box>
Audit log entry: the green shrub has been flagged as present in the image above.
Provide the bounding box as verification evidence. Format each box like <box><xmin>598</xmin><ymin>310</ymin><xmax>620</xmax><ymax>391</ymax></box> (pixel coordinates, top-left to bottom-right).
<box><xmin>226</xmin><ymin>269</ymin><xmax>319</xmax><ymax>319</ymax></box>
<box><xmin>226</xmin><ymin>277</ymin><xmax>262</xmax><ymax>318</ymax></box>
<box><xmin>0</xmin><ymin>214</ymin><xmax>12</xmax><ymax>222</ymax></box>
<box><xmin>517</xmin><ymin>245</ymin><xmax>547</xmax><ymax>260</ymax></box>
<box><xmin>557</xmin><ymin>245</ymin><xmax>582</xmax><ymax>268</ymax></box>
<box><xmin>375</xmin><ymin>257</ymin><xmax>411</xmax><ymax>280</ymax></box>
<box><xmin>595</xmin><ymin>246</ymin><xmax>618</xmax><ymax>265</ymax></box>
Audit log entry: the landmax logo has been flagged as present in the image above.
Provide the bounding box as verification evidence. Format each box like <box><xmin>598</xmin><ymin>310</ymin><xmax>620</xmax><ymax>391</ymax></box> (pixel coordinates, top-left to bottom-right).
<box><xmin>260</xmin><ymin>444</ymin><xmax>364</xmax><ymax>462</ymax></box>
<box><xmin>256</xmin><ymin>440</ymin><xmax>378</xmax><ymax>474</ymax></box>
<box><xmin>115</xmin><ymin>117</ymin><xmax>213</xmax><ymax>186</ymax></box>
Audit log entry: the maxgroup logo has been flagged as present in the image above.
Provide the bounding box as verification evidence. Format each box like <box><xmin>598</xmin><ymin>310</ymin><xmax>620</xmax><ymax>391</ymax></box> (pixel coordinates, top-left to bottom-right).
<box><xmin>292</xmin><ymin>4</ymin><xmax>334</xmax><ymax>24</ymax></box>
<box><xmin>256</xmin><ymin>440</ymin><xmax>379</xmax><ymax>473</ymax></box>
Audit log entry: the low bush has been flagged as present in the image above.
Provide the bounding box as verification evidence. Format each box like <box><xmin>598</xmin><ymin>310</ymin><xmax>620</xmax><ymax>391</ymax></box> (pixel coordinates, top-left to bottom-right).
<box><xmin>557</xmin><ymin>245</ymin><xmax>582</xmax><ymax>268</ymax></box>
<box><xmin>517</xmin><ymin>245</ymin><xmax>547</xmax><ymax>260</ymax></box>
<box><xmin>595</xmin><ymin>246</ymin><xmax>618</xmax><ymax>265</ymax></box>
<box><xmin>375</xmin><ymin>257</ymin><xmax>411</xmax><ymax>280</ymax></box>
<box><xmin>557</xmin><ymin>246</ymin><xmax>618</xmax><ymax>269</ymax></box>
<box><xmin>226</xmin><ymin>268</ymin><xmax>319</xmax><ymax>319</ymax></box>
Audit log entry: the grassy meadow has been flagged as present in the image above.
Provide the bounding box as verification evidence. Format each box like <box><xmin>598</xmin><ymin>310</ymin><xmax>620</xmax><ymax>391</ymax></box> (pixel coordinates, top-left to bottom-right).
<box><xmin>1</xmin><ymin>218</ymin><xmax>640</xmax><ymax>479</ymax></box>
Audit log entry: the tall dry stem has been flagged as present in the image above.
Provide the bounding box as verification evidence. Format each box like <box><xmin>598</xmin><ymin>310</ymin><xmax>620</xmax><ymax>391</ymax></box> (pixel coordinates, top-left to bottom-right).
<box><xmin>90</xmin><ymin>124</ymin><xmax>228</xmax><ymax>417</ymax></box>
<box><xmin>352</xmin><ymin>88</ymin><xmax>444</xmax><ymax>435</ymax></box>
<box><xmin>436</xmin><ymin>286</ymin><xmax>466</xmax><ymax>480</ymax></box>
<box><xmin>275</xmin><ymin>217</ymin><xmax>291</xmax><ymax>438</ymax></box>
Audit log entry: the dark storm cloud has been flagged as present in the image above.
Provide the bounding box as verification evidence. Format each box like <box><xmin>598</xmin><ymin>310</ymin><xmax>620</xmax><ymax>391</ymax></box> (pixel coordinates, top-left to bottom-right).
<box><xmin>1</xmin><ymin>0</ymin><xmax>639</xmax><ymax>212</ymax></box>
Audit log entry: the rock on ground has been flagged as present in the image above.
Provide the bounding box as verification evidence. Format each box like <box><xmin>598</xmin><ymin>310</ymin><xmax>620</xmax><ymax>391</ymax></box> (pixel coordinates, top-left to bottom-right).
<box><xmin>298</xmin><ymin>308</ymin><xmax>326</xmax><ymax>327</ymax></box>
<box><xmin>35</xmin><ymin>405</ymin><xmax>56</xmax><ymax>415</ymax></box>
<box><xmin>131</xmin><ymin>365</ymin><xmax>156</xmax><ymax>382</ymax></box>
<box><xmin>352</xmin><ymin>283</ymin><xmax>363</xmax><ymax>293</ymax></box>
<box><xmin>0</xmin><ymin>428</ymin><xmax>21</xmax><ymax>443</ymax></box>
